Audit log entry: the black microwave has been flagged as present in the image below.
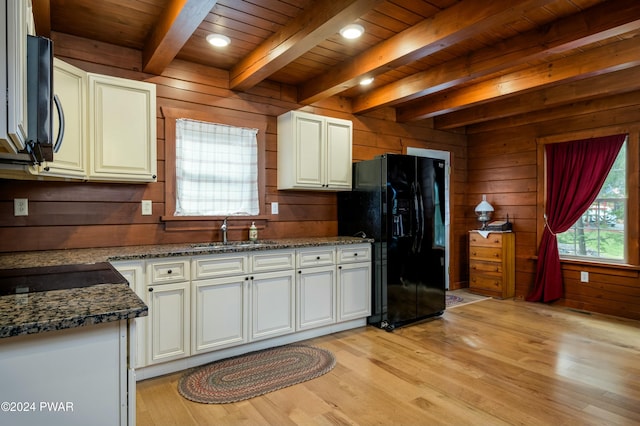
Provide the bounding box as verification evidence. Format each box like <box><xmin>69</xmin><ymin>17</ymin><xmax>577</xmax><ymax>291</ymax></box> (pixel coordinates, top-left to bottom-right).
<box><xmin>25</xmin><ymin>35</ymin><xmax>63</xmax><ymax>164</ymax></box>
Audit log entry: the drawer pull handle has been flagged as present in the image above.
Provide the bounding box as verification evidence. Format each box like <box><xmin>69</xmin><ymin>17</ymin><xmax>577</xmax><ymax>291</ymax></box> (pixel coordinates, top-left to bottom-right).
<box><xmin>167</xmin><ymin>269</ymin><xmax>172</xmax><ymax>274</ymax></box>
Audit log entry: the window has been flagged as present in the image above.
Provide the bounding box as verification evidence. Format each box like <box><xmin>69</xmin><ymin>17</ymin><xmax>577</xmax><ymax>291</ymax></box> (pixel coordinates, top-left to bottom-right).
<box><xmin>175</xmin><ymin>118</ymin><xmax>258</xmax><ymax>216</ymax></box>
<box><xmin>160</xmin><ymin>107</ymin><xmax>268</xmax><ymax>227</ymax></box>
<box><xmin>557</xmin><ymin>138</ymin><xmax>627</xmax><ymax>262</ymax></box>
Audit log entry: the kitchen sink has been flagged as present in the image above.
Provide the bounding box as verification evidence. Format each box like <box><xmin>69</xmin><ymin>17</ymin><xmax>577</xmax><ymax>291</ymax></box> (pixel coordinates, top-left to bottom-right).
<box><xmin>189</xmin><ymin>241</ymin><xmax>277</xmax><ymax>250</ymax></box>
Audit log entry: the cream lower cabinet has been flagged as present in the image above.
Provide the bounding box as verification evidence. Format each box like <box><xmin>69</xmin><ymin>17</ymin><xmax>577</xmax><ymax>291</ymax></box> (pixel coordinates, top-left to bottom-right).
<box><xmin>147</xmin><ymin>281</ymin><xmax>190</xmax><ymax>364</ymax></box>
<box><xmin>111</xmin><ymin>260</ymin><xmax>146</xmax><ymax>369</ymax></box>
<box><xmin>337</xmin><ymin>244</ymin><xmax>372</xmax><ymax>322</ymax></box>
<box><xmin>192</xmin><ymin>276</ymin><xmax>249</xmax><ymax>354</ymax></box>
<box><xmin>296</xmin><ymin>247</ymin><xmax>337</xmax><ymax>331</ymax></box>
<box><xmin>146</xmin><ymin>258</ymin><xmax>190</xmax><ymax>365</ymax></box>
<box><xmin>251</xmin><ymin>270</ymin><xmax>296</xmax><ymax>341</ymax></box>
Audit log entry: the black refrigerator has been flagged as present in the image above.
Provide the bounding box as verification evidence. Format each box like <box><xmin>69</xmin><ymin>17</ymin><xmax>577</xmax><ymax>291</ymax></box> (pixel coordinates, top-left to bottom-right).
<box><xmin>338</xmin><ymin>154</ymin><xmax>446</xmax><ymax>330</ymax></box>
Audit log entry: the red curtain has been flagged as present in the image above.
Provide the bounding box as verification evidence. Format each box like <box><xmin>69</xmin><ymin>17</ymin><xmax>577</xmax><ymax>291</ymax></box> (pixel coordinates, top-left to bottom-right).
<box><xmin>526</xmin><ymin>134</ymin><xmax>627</xmax><ymax>302</ymax></box>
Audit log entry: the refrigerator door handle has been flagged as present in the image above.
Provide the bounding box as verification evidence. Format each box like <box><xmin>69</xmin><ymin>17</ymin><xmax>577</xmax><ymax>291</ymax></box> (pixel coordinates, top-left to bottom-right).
<box><xmin>416</xmin><ymin>181</ymin><xmax>425</xmax><ymax>252</ymax></box>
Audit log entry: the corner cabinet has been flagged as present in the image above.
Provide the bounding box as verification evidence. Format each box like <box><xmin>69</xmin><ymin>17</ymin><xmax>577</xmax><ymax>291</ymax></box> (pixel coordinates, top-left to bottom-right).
<box><xmin>277</xmin><ymin>110</ymin><xmax>352</xmax><ymax>191</ymax></box>
<box><xmin>30</xmin><ymin>59</ymin><xmax>157</xmax><ymax>183</ymax></box>
<box><xmin>468</xmin><ymin>231</ymin><xmax>515</xmax><ymax>299</ymax></box>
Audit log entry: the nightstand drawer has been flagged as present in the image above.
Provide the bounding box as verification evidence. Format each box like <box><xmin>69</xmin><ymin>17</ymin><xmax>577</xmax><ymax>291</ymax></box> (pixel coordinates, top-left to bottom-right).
<box><xmin>469</xmin><ymin>233</ymin><xmax>503</xmax><ymax>247</ymax></box>
<box><xmin>469</xmin><ymin>246</ymin><xmax>502</xmax><ymax>261</ymax></box>
<box><xmin>469</xmin><ymin>260</ymin><xmax>502</xmax><ymax>275</ymax></box>
<box><xmin>469</xmin><ymin>275</ymin><xmax>502</xmax><ymax>292</ymax></box>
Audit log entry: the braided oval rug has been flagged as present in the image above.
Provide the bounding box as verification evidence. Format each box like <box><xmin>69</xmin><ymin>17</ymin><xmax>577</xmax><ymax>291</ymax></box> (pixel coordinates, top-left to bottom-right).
<box><xmin>178</xmin><ymin>344</ymin><xmax>336</xmax><ymax>404</ymax></box>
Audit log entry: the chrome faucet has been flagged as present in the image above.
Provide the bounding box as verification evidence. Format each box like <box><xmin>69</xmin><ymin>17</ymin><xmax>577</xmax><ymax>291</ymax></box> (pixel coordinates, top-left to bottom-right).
<box><xmin>221</xmin><ymin>217</ymin><xmax>228</xmax><ymax>244</ymax></box>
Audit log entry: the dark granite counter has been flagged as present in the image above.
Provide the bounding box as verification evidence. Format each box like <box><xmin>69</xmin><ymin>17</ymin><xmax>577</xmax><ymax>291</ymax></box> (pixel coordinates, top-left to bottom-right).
<box><xmin>0</xmin><ymin>237</ymin><xmax>371</xmax><ymax>338</ymax></box>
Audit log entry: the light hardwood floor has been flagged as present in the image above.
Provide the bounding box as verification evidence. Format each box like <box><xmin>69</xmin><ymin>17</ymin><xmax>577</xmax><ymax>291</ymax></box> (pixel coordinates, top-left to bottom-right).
<box><xmin>136</xmin><ymin>298</ymin><xmax>640</xmax><ymax>425</ymax></box>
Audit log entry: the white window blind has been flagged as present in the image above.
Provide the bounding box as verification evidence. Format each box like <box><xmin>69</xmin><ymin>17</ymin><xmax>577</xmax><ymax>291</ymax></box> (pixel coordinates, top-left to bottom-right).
<box><xmin>175</xmin><ymin>118</ymin><xmax>259</xmax><ymax>216</ymax></box>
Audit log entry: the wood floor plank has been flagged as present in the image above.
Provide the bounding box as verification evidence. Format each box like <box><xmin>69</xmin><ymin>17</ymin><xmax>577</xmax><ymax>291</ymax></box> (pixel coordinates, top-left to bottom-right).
<box><xmin>136</xmin><ymin>299</ymin><xmax>640</xmax><ymax>425</ymax></box>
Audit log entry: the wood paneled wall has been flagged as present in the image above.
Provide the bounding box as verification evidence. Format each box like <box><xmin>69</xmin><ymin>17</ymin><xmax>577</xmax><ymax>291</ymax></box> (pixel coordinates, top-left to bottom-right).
<box><xmin>467</xmin><ymin>91</ymin><xmax>640</xmax><ymax>320</ymax></box>
<box><xmin>0</xmin><ymin>33</ymin><xmax>468</xmax><ymax>286</ymax></box>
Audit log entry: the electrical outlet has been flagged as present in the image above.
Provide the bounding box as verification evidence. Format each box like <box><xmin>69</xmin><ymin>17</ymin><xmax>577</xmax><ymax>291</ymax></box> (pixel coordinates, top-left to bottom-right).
<box><xmin>141</xmin><ymin>200</ymin><xmax>152</xmax><ymax>216</ymax></box>
<box><xmin>271</xmin><ymin>202</ymin><xmax>279</xmax><ymax>215</ymax></box>
<box><xmin>14</xmin><ymin>198</ymin><xmax>28</xmax><ymax>216</ymax></box>
<box><xmin>580</xmin><ymin>271</ymin><xmax>589</xmax><ymax>283</ymax></box>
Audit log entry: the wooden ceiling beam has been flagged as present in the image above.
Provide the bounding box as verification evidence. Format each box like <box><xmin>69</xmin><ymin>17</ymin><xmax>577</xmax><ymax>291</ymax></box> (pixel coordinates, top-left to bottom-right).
<box><xmin>142</xmin><ymin>0</ymin><xmax>218</xmax><ymax>75</ymax></box>
<box><xmin>445</xmin><ymin>67</ymin><xmax>640</xmax><ymax>133</ymax></box>
<box><xmin>296</xmin><ymin>0</ymin><xmax>558</xmax><ymax>105</ymax></box>
<box><xmin>352</xmin><ymin>0</ymin><xmax>640</xmax><ymax>114</ymax></box>
<box><xmin>397</xmin><ymin>36</ymin><xmax>640</xmax><ymax>123</ymax></box>
<box><xmin>229</xmin><ymin>0</ymin><xmax>384</xmax><ymax>92</ymax></box>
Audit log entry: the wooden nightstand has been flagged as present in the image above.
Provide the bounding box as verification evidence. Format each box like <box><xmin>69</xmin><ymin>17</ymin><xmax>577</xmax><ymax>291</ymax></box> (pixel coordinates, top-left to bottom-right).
<box><xmin>468</xmin><ymin>231</ymin><xmax>515</xmax><ymax>299</ymax></box>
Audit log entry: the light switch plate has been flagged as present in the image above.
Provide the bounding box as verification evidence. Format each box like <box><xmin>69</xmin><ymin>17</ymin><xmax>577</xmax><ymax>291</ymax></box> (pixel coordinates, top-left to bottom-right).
<box><xmin>141</xmin><ymin>200</ymin><xmax>152</xmax><ymax>216</ymax></box>
<box><xmin>14</xmin><ymin>198</ymin><xmax>28</xmax><ymax>216</ymax></box>
<box><xmin>580</xmin><ymin>271</ymin><xmax>589</xmax><ymax>282</ymax></box>
<box><xmin>271</xmin><ymin>202</ymin><xmax>279</xmax><ymax>215</ymax></box>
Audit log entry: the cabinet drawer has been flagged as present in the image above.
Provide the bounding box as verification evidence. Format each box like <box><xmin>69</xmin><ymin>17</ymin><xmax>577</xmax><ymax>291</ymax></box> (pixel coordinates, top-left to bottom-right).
<box><xmin>469</xmin><ymin>275</ymin><xmax>502</xmax><ymax>292</ymax></box>
<box><xmin>147</xmin><ymin>259</ymin><xmax>189</xmax><ymax>284</ymax></box>
<box><xmin>469</xmin><ymin>260</ymin><xmax>502</xmax><ymax>276</ymax></box>
<box><xmin>469</xmin><ymin>232</ymin><xmax>503</xmax><ymax>247</ymax></box>
<box><xmin>252</xmin><ymin>250</ymin><xmax>295</xmax><ymax>272</ymax></box>
<box><xmin>337</xmin><ymin>244</ymin><xmax>371</xmax><ymax>263</ymax></box>
<box><xmin>297</xmin><ymin>248</ymin><xmax>335</xmax><ymax>268</ymax></box>
<box><xmin>469</xmin><ymin>246</ymin><xmax>502</xmax><ymax>261</ymax></box>
<box><xmin>192</xmin><ymin>254</ymin><xmax>249</xmax><ymax>279</ymax></box>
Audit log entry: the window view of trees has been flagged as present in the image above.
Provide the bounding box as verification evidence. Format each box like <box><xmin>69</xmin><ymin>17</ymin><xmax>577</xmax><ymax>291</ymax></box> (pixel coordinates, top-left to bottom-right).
<box><xmin>557</xmin><ymin>141</ymin><xmax>627</xmax><ymax>261</ymax></box>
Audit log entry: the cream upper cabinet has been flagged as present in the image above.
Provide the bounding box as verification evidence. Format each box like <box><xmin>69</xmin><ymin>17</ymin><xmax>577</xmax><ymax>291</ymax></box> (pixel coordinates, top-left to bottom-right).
<box><xmin>88</xmin><ymin>74</ymin><xmax>156</xmax><ymax>182</ymax></box>
<box><xmin>31</xmin><ymin>58</ymin><xmax>88</xmax><ymax>179</ymax></box>
<box><xmin>31</xmin><ymin>60</ymin><xmax>157</xmax><ymax>183</ymax></box>
<box><xmin>277</xmin><ymin>110</ymin><xmax>352</xmax><ymax>191</ymax></box>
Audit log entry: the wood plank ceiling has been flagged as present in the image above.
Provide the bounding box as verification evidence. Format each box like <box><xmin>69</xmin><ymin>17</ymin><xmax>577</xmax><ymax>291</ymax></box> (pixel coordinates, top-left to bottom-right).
<box><xmin>32</xmin><ymin>0</ymin><xmax>640</xmax><ymax>132</ymax></box>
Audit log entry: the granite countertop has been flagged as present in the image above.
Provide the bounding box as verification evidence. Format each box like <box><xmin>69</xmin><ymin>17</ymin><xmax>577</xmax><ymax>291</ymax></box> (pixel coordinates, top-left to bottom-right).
<box><xmin>0</xmin><ymin>236</ymin><xmax>373</xmax><ymax>269</ymax></box>
<box><xmin>0</xmin><ymin>237</ymin><xmax>371</xmax><ymax>338</ymax></box>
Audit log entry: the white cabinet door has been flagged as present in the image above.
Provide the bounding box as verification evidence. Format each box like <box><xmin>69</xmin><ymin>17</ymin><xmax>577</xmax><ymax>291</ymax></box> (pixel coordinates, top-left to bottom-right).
<box><xmin>325</xmin><ymin>118</ymin><xmax>352</xmax><ymax>189</ymax></box>
<box><xmin>251</xmin><ymin>270</ymin><xmax>295</xmax><ymax>341</ymax></box>
<box><xmin>337</xmin><ymin>262</ymin><xmax>371</xmax><ymax>322</ymax></box>
<box><xmin>112</xmin><ymin>260</ymin><xmax>147</xmax><ymax>369</ymax></box>
<box><xmin>294</xmin><ymin>113</ymin><xmax>324</xmax><ymax>188</ymax></box>
<box><xmin>277</xmin><ymin>110</ymin><xmax>352</xmax><ymax>191</ymax></box>
<box><xmin>147</xmin><ymin>281</ymin><xmax>190</xmax><ymax>364</ymax></box>
<box><xmin>32</xmin><ymin>59</ymin><xmax>88</xmax><ymax>178</ymax></box>
<box><xmin>296</xmin><ymin>265</ymin><xmax>336</xmax><ymax>331</ymax></box>
<box><xmin>88</xmin><ymin>74</ymin><xmax>157</xmax><ymax>182</ymax></box>
<box><xmin>192</xmin><ymin>276</ymin><xmax>249</xmax><ymax>353</ymax></box>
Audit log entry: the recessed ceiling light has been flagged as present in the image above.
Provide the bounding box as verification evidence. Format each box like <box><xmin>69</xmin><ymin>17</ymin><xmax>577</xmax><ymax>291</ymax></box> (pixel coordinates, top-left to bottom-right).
<box><xmin>360</xmin><ymin>77</ymin><xmax>374</xmax><ymax>86</ymax></box>
<box><xmin>340</xmin><ymin>24</ymin><xmax>364</xmax><ymax>39</ymax></box>
<box><xmin>206</xmin><ymin>34</ymin><xmax>230</xmax><ymax>47</ymax></box>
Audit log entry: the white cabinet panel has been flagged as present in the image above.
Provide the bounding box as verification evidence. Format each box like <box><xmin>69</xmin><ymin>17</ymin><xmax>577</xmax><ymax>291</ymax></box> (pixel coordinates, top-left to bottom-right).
<box><xmin>297</xmin><ymin>265</ymin><xmax>336</xmax><ymax>331</ymax></box>
<box><xmin>111</xmin><ymin>260</ymin><xmax>147</xmax><ymax>369</ymax></box>
<box><xmin>192</xmin><ymin>277</ymin><xmax>249</xmax><ymax>353</ymax></box>
<box><xmin>251</xmin><ymin>270</ymin><xmax>295</xmax><ymax>341</ymax></box>
<box><xmin>88</xmin><ymin>74</ymin><xmax>157</xmax><ymax>182</ymax></box>
<box><xmin>337</xmin><ymin>262</ymin><xmax>371</xmax><ymax>322</ymax></box>
<box><xmin>192</xmin><ymin>253</ymin><xmax>249</xmax><ymax>279</ymax></box>
<box><xmin>148</xmin><ymin>281</ymin><xmax>190</xmax><ymax>364</ymax></box>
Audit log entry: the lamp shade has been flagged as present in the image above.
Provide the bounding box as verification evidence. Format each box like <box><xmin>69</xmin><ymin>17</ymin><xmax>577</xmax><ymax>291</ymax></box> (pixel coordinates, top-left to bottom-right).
<box><xmin>474</xmin><ymin>194</ymin><xmax>494</xmax><ymax>213</ymax></box>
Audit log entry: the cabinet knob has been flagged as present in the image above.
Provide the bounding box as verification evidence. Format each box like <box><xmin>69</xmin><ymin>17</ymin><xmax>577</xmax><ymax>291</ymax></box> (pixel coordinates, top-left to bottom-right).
<box><xmin>338</xmin><ymin>266</ymin><xmax>342</xmax><ymax>269</ymax></box>
<box><xmin>245</xmin><ymin>277</ymin><xmax>249</xmax><ymax>280</ymax></box>
<box><xmin>167</xmin><ymin>269</ymin><xmax>172</xmax><ymax>274</ymax></box>
<box><xmin>316</xmin><ymin>256</ymin><xmax>321</xmax><ymax>260</ymax></box>
<box><xmin>148</xmin><ymin>287</ymin><xmax>153</xmax><ymax>292</ymax></box>
<box><xmin>298</xmin><ymin>270</ymin><xmax>302</xmax><ymax>274</ymax></box>
<box><xmin>152</xmin><ymin>175</ymin><xmax>157</xmax><ymax>179</ymax></box>
<box><xmin>354</xmin><ymin>253</ymin><xmax>358</xmax><ymax>256</ymax></box>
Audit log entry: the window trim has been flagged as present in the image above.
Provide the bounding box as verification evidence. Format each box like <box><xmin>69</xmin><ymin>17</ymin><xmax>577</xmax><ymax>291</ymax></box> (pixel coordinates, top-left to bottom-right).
<box><xmin>536</xmin><ymin>125</ymin><xmax>640</xmax><ymax>266</ymax></box>
<box><xmin>160</xmin><ymin>107</ymin><xmax>269</xmax><ymax>230</ymax></box>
